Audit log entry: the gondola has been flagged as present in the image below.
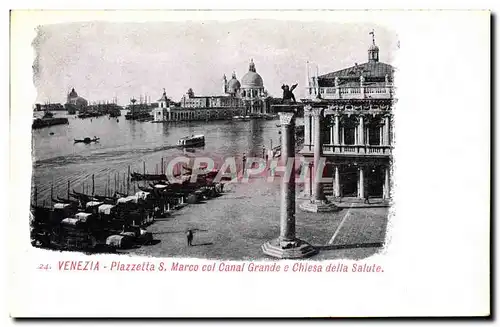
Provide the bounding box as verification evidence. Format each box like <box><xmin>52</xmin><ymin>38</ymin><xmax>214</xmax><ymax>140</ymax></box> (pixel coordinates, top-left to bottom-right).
<box><xmin>56</xmin><ymin>196</ymin><xmax>79</xmax><ymax>205</ymax></box>
<box><xmin>74</xmin><ymin>137</ymin><xmax>100</xmax><ymax>144</ymax></box>
<box><xmin>130</xmin><ymin>172</ymin><xmax>167</xmax><ymax>181</ymax></box>
<box><xmin>92</xmin><ymin>194</ymin><xmax>118</xmax><ymax>204</ymax></box>
<box><xmin>138</xmin><ymin>185</ymin><xmax>154</xmax><ymax>193</ymax></box>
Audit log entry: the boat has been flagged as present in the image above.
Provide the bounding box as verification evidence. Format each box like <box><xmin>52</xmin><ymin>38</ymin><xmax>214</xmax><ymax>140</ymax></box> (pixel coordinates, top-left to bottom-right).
<box><xmin>77</xmin><ymin>111</ymin><xmax>103</xmax><ymax>119</ymax></box>
<box><xmin>125</xmin><ymin>111</ymin><xmax>152</xmax><ymax>121</ymax></box>
<box><xmin>74</xmin><ymin>137</ymin><xmax>100</xmax><ymax>144</ymax></box>
<box><xmin>32</xmin><ymin>111</ymin><xmax>69</xmax><ymax>129</ymax></box>
<box><xmin>109</xmin><ymin>110</ymin><xmax>121</xmax><ymax>118</ymax></box>
<box><xmin>177</xmin><ymin>135</ymin><xmax>205</xmax><ymax>148</ymax></box>
<box><xmin>130</xmin><ymin>172</ymin><xmax>167</xmax><ymax>182</ymax></box>
<box><xmin>264</xmin><ymin>114</ymin><xmax>278</xmax><ymax>120</ymax></box>
<box><xmin>232</xmin><ymin>115</ymin><xmax>251</xmax><ymax>121</ymax></box>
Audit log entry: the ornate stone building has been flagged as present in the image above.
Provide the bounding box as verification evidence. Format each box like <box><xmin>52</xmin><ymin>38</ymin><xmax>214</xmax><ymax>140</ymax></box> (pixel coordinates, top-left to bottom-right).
<box><xmin>222</xmin><ymin>59</ymin><xmax>270</xmax><ymax>115</ymax></box>
<box><xmin>65</xmin><ymin>88</ymin><xmax>88</xmax><ymax>112</ymax></box>
<box><xmin>300</xmin><ymin>32</ymin><xmax>394</xmax><ymax>200</ymax></box>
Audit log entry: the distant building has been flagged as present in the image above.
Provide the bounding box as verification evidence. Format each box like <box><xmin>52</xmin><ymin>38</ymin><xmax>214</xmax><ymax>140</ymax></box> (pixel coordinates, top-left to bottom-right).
<box><xmin>152</xmin><ymin>89</ymin><xmax>170</xmax><ymax>122</ymax></box>
<box><xmin>154</xmin><ymin>89</ymin><xmax>245</xmax><ymax>122</ymax></box>
<box><xmin>66</xmin><ymin>88</ymin><xmax>88</xmax><ymax>108</ymax></box>
<box><xmin>239</xmin><ymin>59</ymin><xmax>269</xmax><ymax>114</ymax></box>
<box><xmin>34</xmin><ymin>103</ymin><xmax>65</xmax><ymax>111</ymax></box>
<box><xmin>221</xmin><ymin>59</ymin><xmax>270</xmax><ymax>114</ymax></box>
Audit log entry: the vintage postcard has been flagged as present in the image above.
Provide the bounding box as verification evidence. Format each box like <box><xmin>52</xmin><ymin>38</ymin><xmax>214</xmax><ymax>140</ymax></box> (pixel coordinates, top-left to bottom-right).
<box><xmin>8</xmin><ymin>10</ymin><xmax>490</xmax><ymax>317</ymax></box>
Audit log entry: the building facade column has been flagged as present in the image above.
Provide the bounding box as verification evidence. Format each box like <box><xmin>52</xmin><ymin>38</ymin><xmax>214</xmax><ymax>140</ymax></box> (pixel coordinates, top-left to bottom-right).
<box><xmin>358</xmin><ymin>167</ymin><xmax>365</xmax><ymax>199</ymax></box>
<box><xmin>383</xmin><ymin>166</ymin><xmax>390</xmax><ymax>199</ymax></box>
<box><xmin>333</xmin><ymin>165</ymin><xmax>340</xmax><ymax>197</ymax></box>
<box><xmin>303</xmin><ymin>105</ymin><xmax>312</xmax><ymax>151</ymax></box>
<box><xmin>384</xmin><ymin>115</ymin><xmax>390</xmax><ymax>146</ymax></box>
<box><xmin>312</xmin><ymin>108</ymin><xmax>325</xmax><ymax>201</ymax></box>
<box><xmin>333</xmin><ymin>114</ymin><xmax>339</xmax><ymax>145</ymax></box>
<box><xmin>358</xmin><ymin>115</ymin><xmax>364</xmax><ymax>145</ymax></box>
<box><xmin>300</xmin><ymin>108</ymin><xmax>337</xmax><ymax>213</ymax></box>
<box><xmin>329</xmin><ymin>117</ymin><xmax>334</xmax><ymax>145</ymax></box>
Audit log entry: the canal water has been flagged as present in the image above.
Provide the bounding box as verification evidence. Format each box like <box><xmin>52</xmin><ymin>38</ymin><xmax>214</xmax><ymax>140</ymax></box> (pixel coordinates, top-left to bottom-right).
<box><xmin>32</xmin><ymin>111</ymin><xmax>292</xmax><ymax>204</ymax></box>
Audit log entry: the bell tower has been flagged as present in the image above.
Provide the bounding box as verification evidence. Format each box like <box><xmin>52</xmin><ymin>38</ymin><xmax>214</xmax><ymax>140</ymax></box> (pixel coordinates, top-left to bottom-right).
<box><xmin>222</xmin><ymin>74</ymin><xmax>227</xmax><ymax>94</ymax></box>
<box><xmin>368</xmin><ymin>30</ymin><xmax>379</xmax><ymax>62</ymax></box>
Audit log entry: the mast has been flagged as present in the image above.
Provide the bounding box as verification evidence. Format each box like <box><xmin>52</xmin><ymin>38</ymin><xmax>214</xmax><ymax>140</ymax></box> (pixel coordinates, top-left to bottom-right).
<box><xmin>127</xmin><ymin>166</ymin><xmax>131</xmax><ymax>194</ymax></box>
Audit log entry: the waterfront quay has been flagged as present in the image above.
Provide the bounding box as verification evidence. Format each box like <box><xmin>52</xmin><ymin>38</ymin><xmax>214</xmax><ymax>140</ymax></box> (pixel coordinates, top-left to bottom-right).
<box><xmin>126</xmin><ymin>177</ymin><xmax>388</xmax><ymax>260</ymax></box>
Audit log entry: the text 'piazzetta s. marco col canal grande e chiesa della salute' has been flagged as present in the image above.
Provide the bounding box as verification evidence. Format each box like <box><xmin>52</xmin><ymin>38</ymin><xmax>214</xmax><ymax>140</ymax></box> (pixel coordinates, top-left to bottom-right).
<box><xmin>31</xmin><ymin>28</ymin><xmax>394</xmax><ymax>260</ymax></box>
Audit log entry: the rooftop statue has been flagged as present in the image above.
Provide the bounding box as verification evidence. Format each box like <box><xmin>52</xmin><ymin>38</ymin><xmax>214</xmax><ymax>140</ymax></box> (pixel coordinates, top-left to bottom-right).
<box><xmin>281</xmin><ymin>83</ymin><xmax>298</xmax><ymax>104</ymax></box>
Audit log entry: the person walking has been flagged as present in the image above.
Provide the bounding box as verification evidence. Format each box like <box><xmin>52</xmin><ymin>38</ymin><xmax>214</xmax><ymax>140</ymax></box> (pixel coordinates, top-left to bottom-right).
<box><xmin>364</xmin><ymin>188</ymin><xmax>370</xmax><ymax>205</ymax></box>
<box><xmin>186</xmin><ymin>229</ymin><xmax>194</xmax><ymax>246</ymax></box>
<box><xmin>242</xmin><ymin>153</ymin><xmax>247</xmax><ymax>175</ymax></box>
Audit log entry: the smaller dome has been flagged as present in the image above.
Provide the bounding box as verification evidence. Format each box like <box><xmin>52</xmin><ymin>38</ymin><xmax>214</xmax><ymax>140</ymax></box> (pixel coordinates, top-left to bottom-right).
<box><xmin>368</xmin><ymin>44</ymin><xmax>379</xmax><ymax>51</ymax></box>
<box><xmin>227</xmin><ymin>77</ymin><xmax>241</xmax><ymax>93</ymax></box>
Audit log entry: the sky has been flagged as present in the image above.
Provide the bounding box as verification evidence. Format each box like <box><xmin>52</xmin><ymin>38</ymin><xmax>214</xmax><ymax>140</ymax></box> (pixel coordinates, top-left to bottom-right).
<box><xmin>33</xmin><ymin>20</ymin><xmax>398</xmax><ymax>105</ymax></box>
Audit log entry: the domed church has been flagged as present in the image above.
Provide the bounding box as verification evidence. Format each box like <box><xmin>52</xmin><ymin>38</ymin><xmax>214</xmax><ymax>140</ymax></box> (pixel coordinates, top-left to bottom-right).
<box><xmin>66</xmin><ymin>88</ymin><xmax>88</xmax><ymax>109</ymax></box>
<box><xmin>222</xmin><ymin>59</ymin><xmax>269</xmax><ymax>115</ymax></box>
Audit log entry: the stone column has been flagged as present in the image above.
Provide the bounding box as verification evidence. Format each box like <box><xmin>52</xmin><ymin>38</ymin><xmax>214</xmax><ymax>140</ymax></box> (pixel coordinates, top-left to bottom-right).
<box><xmin>379</xmin><ymin>126</ymin><xmax>383</xmax><ymax>145</ymax></box>
<box><xmin>300</xmin><ymin>108</ymin><xmax>337</xmax><ymax>213</ymax></box>
<box><xmin>303</xmin><ymin>106</ymin><xmax>312</xmax><ymax>151</ymax></box>
<box><xmin>279</xmin><ymin>112</ymin><xmax>295</xmax><ymax>242</ymax></box>
<box><xmin>312</xmin><ymin>108</ymin><xmax>325</xmax><ymax>201</ymax></box>
<box><xmin>329</xmin><ymin>118</ymin><xmax>334</xmax><ymax>145</ymax></box>
<box><xmin>358</xmin><ymin>115</ymin><xmax>364</xmax><ymax>145</ymax></box>
<box><xmin>383</xmin><ymin>166</ymin><xmax>390</xmax><ymax>199</ymax></box>
<box><xmin>262</xmin><ymin>112</ymin><xmax>317</xmax><ymax>259</ymax></box>
<box><xmin>333</xmin><ymin>165</ymin><xmax>340</xmax><ymax>197</ymax></box>
<box><xmin>333</xmin><ymin>114</ymin><xmax>339</xmax><ymax>145</ymax></box>
<box><xmin>384</xmin><ymin>115</ymin><xmax>390</xmax><ymax>146</ymax></box>
<box><xmin>358</xmin><ymin>167</ymin><xmax>365</xmax><ymax>199</ymax></box>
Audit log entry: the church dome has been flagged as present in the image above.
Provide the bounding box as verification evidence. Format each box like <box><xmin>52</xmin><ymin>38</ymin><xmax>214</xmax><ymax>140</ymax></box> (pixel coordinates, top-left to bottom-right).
<box><xmin>241</xmin><ymin>59</ymin><xmax>264</xmax><ymax>88</ymax></box>
<box><xmin>75</xmin><ymin>97</ymin><xmax>88</xmax><ymax>106</ymax></box>
<box><xmin>227</xmin><ymin>73</ymin><xmax>241</xmax><ymax>93</ymax></box>
<box><xmin>68</xmin><ymin>88</ymin><xmax>78</xmax><ymax>98</ymax></box>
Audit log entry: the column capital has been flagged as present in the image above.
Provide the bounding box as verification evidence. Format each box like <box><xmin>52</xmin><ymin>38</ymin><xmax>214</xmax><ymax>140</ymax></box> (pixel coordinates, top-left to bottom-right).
<box><xmin>310</xmin><ymin>107</ymin><xmax>324</xmax><ymax>117</ymax></box>
<box><xmin>278</xmin><ymin>112</ymin><xmax>295</xmax><ymax>126</ymax></box>
<box><xmin>303</xmin><ymin>105</ymin><xmax>313</xmax><ymax>117</ymax></box>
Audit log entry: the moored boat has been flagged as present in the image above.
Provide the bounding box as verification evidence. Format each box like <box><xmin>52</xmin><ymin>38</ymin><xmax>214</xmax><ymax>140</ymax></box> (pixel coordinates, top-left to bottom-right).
<box><xmin>32</xmin><ymin>111</ymin><xmax>69</xmax><ymax>129</ymax></box>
